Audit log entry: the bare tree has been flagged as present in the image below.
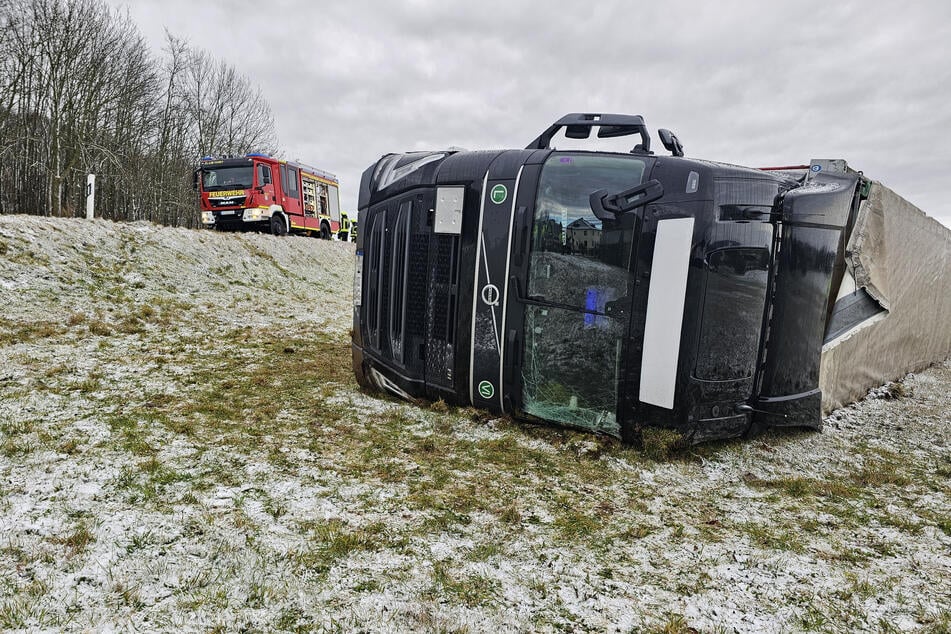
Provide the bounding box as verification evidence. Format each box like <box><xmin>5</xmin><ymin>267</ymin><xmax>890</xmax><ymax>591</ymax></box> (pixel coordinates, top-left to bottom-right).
<box><xmin>183</xmin><ymin>47</ymin><xmax>278</xmax><ymax>158</ymax></box>
<box><xmin>0</xmin><ymin>0</ymin><xmax>280</xmax><ymax>227</ymax></box>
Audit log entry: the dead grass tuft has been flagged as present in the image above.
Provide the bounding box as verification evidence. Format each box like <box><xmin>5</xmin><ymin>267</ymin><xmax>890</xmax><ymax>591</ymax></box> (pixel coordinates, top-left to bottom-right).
<box><xmin>640</xmin><ymin>426</ymin><xmax>686</xmax><ymax>461</ymax></box>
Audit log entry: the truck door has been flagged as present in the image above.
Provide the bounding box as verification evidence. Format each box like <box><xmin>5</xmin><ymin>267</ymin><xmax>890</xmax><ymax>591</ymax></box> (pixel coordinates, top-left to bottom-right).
<box><xmin>518</xmin><ymin>153</ymin><xmax>649</xmax><ymax>436</ymax></box>
<box><xmin>280</xmin><ymin>164</ymin><xmax>302</xmax><ymax>218</ymax></box>
<box><xmin>256</xmin><ymin>162</ymin><xmax>275</xmax><ymax>205</ymax></box>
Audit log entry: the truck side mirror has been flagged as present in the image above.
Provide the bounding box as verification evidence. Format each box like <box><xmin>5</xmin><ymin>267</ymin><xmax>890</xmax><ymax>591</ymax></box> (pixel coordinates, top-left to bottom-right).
<box><xmin>659</xmin><ymin>128</ymin><xmax>685</xmax><ymax>157</ymax></box>
<box><xmin>192</xmin><ymin>170</ymin><xmax>199</xmax><ymax>191</ymax></box>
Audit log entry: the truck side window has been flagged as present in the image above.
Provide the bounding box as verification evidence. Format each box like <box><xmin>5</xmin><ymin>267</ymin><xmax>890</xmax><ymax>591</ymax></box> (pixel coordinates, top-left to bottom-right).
<box><xmin>287</xmin><ymin>167</ymin><xmax>299</xmax><ymax>199</ymax></box>
<box><xmin>280</xmin><ymin>165</ymin><xmax>288</xmax><ymax>194</ymax></box>
<box><xmin>256</xmin><ymin>164</ymin><xmax>271</xmax><ymax>186</ymax></box>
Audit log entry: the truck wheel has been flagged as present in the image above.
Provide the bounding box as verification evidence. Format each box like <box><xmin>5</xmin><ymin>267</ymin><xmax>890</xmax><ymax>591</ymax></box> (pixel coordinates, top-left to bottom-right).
<box><xmin>338</xmin><ymin>231</ymin><xmax>348</xmax><ymax>242</ymax></box>
<box><xmin>320</xmin><ymin>223</ymin><xmax>330</xmax><ymax>240</ymax></box>
<box><xmin>270</xmin><ymin>215</ymin><xmax>287</xmax><ymax>236</ymax></box>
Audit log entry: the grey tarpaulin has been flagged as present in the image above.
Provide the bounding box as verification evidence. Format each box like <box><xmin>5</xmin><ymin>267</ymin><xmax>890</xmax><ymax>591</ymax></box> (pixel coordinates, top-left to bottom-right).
<box><xmin>820</xmin><ymin>181</ymin><xmax>951</xmax><ymax>412</ymax></box>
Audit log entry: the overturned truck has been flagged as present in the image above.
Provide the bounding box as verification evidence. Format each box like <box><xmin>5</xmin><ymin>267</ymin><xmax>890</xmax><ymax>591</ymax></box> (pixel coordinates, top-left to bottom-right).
<box><xmin>351</xmin><ymin>113</ymin><xmax>951</xmax><ymax>443</ymax></box>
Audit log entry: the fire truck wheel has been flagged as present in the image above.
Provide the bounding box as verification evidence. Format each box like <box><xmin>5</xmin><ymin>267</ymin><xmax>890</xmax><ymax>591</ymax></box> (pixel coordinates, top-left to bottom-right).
<box><xmin>320</xmin><ymin>223</ymin><xmax>331</xmax><ymax>240</ymax></box>
<box><xmin>270</xmin><ymin>215</ymin><xmax>287</xmax><ymax>236</ymax></box>
<box><xmin>338</xmin><ymin>232</ymin><xmax>348</xmax><ymax>242</ymax></box>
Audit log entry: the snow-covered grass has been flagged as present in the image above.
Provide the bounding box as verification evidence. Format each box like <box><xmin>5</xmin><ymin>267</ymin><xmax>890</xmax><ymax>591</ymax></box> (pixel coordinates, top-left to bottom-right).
<box><xmin>1</xmin><ymin>215</ymin><xmax>949</xmax><ymax>632</ymax></box>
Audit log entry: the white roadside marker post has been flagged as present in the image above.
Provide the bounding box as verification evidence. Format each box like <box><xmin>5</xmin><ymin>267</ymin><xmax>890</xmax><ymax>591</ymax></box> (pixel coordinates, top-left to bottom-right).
<box><xmin>85</xmin><ymin>174</ymin><xmax>96</xmax><ymax>219</ymax></box>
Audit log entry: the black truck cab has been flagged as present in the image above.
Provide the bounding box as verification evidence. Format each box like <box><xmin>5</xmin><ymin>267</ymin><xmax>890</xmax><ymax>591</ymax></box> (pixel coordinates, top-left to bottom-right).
<box><xmin>351</xmin><ymin>114</ymin><xmax>866</xmax><ymax>443</ymax></box>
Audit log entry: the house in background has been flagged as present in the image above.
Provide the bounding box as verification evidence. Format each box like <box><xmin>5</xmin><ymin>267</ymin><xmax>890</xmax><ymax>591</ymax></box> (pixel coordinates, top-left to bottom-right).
<box><xmin>566</xmin><ymin>217</ymin><xmax>601</xmax><ymax>255</ymax></box>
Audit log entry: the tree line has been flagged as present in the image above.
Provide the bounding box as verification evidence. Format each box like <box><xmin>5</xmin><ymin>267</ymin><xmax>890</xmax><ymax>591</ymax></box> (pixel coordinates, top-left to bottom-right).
<box><xmin>0</xmin><ymin>0</ymin><xmax>278</xmax><ymax>227</ymax></box>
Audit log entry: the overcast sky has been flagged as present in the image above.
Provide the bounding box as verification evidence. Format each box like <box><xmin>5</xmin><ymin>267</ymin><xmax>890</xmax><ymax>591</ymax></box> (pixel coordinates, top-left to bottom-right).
<box><xmin>107</xmin><ymin>0</ymin><xmax>951</xmax><ymax>227</ymax></box>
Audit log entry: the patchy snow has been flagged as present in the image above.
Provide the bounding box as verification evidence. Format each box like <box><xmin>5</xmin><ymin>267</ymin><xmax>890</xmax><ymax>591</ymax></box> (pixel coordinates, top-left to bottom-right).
<box><xmin>1</xmin><ymin>215</ymin><xmax>949</xmax><ymax>632</ymax></box>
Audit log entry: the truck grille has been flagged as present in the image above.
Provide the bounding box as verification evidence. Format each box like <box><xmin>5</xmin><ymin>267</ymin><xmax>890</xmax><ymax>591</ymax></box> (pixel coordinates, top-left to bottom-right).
<box><xmin>426</xmin><ymin>234</ymin><xmax>457</xmax><ymax>387</ymax></box>
<box><xmin>363</xmin><ymin>196</ymin><xmax>459</xmax><ymax>389</ymax></box>
<box><xmin>211</xmin><ymin>197</ymin><xmax>245</xmax><ymax>208</ymax></box>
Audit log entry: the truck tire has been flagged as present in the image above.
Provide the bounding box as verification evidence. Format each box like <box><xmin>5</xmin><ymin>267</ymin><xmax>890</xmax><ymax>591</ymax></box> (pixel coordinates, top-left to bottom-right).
<box><xmin>271</xmin><ymin>214</ymin><xmax>287</xmax><ymax>236</ymax></box>
<box><xmin>320</xmin><ymin>223</ymin><xmax>330</xmax><ymax>240</ymax></box>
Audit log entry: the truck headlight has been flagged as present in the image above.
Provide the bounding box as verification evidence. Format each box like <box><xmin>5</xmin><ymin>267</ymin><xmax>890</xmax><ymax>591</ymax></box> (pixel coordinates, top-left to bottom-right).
<box><xmin>243</xmin><ymin>208</ymin><xmax>262</xmax><ymax>221</ymax></box>
<box><xmin>201</xmin><ymin>211</ymin><xmax>214</xmax><ymax>224</ymax></box>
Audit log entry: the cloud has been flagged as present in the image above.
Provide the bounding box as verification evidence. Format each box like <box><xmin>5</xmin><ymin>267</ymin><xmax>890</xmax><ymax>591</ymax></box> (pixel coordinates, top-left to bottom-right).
<box><xmin>108</xmin><ymin>0</ymin><xmax>951</xmax><ymax>225</ymax></box>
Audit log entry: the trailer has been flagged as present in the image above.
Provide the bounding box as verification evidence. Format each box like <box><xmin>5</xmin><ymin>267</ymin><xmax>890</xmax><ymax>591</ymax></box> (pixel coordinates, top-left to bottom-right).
<box><xmin>351</xmin><ymin>113</ymin><xmax>951</xmax><ymax>443</ymax></box>
<box><xmin>196</xmin><ymin>153</ymin><xmax>351</xmax><ymax>239</ymax></box>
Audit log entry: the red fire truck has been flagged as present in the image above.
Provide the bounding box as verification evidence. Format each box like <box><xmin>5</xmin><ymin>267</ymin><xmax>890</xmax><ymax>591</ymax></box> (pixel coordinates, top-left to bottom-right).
<box><xmin>196</xmin><ymin>153</ymin><xmax>352</xmax><ymax>239</ymax></box>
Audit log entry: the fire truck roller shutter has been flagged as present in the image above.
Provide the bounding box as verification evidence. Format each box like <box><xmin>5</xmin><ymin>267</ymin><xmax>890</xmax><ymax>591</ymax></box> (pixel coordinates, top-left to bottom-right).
<box><xmin>329</xmin><ymin>184</ymin><xmax>341</xmax><ymax>223</ymax></box>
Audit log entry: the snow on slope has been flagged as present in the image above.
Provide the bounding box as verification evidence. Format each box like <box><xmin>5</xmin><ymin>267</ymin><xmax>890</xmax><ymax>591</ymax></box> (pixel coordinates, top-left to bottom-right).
<box><xmin>0</xmin><ymin>215</ymin><xmax>949</xmax><ymax>633</ymax></box>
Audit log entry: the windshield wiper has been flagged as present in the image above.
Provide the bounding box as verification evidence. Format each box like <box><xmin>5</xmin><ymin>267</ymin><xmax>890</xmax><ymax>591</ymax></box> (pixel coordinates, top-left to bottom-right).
<box><xmin>510</xmin><ymin>276</ymin><xmax>609</xmax><ymax>316</ymax></box>
<box><xmin>205</xmin><ymin>185</ymin><xmax>248</xmax><ymax>192</ymax></box>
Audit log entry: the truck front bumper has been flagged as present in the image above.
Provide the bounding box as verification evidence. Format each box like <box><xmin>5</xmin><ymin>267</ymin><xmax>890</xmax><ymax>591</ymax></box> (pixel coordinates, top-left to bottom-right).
<box><xmin>202</xmin><ymin>208</ymin><xmax>274</xmax><ymax>227</ymax></box>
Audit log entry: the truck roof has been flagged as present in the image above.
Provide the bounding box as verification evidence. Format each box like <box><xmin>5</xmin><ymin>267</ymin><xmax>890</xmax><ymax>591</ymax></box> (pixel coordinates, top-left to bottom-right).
<box><xmin>199</xmin><ymin>154</ymin><xmax>338</xmax><ymax>184</ymax></box>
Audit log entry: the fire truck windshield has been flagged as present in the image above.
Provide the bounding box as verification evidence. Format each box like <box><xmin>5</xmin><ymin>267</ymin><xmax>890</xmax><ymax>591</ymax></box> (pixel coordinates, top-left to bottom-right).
<box><xmin>521</xmin><ymin>153</ymin><xmax>646</xmax><ymax>435</ymax></box>
<box><xmin>201</xmin><ymin>165</ymin><xmax>253</xmax><ymax>191</ymax></box>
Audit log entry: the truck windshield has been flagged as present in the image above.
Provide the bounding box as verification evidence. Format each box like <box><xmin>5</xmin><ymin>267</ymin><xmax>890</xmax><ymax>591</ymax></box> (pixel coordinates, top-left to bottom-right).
<box><xmin>521</xmin><ymin>153</ymin><xmax>646</xmax><ymax>435</ymax></box>
<box><xmin>201</xmin><ymin>165</ymin><xmax>253</xmax><ymax>190</ymax></box>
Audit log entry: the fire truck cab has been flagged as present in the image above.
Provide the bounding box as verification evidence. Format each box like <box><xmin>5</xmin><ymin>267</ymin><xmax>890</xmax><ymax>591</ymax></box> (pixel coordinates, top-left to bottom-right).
<box><xmin>196</xmin><ymin>153</ymin><xmax>348</xmax><ymax>238</ymax></box>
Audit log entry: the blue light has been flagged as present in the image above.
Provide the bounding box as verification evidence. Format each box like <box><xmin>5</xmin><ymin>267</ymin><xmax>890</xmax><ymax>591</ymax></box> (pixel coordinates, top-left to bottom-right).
<box><xmin>584</xmin><ymin>288</ymin><xmax>600</xmax><ymax>327</ymax></box>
